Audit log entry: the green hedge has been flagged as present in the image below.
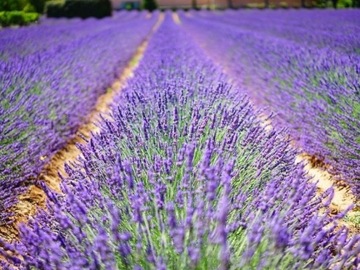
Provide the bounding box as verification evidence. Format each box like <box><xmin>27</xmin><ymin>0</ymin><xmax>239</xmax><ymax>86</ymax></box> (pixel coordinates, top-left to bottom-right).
<box><xmin>29</xmin><ymin>0</ymin><xmax>45</xmax><ymax>13</ymax></box>
<box><xmin>46</xmin><ymin>1</ymin><xmax>65</xmax><ymax>17</ymax></box>
<box><xmin>0</xmin><ymin>11</ymin><xmax>39</xmax><ymax>26</ymax></box>
<box><xmin>47</xmin><ymin>0</ymin><xmax>111</xmax><ymax>19</ymax></box>
<box><xmin>142</xmin><ymin>0</ymin><xmax>157</xmax><ymax>11</ymax></box>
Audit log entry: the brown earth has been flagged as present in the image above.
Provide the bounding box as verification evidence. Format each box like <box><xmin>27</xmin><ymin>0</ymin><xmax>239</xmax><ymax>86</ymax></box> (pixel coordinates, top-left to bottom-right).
<box><xmin>296</xmin><ymin>154</ymin><xmax>359</xmax><ymax>234</ymax></box>
<box><xmin>172</xmin><ymin>12</ymin><xmax>182</xmax><ymax>24</ymax></box>
<box><xmin>258</xmin><ymin>113</ymin><xmax>359</xmax><ymax>234</ymax></box>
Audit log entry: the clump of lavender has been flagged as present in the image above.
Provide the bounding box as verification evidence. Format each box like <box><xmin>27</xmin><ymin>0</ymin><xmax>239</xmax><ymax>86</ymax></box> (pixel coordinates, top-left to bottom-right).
<box><xmin>1</xmin><ymin>14</ymin><xmax>359</xmax><ymax>269</ymax></box>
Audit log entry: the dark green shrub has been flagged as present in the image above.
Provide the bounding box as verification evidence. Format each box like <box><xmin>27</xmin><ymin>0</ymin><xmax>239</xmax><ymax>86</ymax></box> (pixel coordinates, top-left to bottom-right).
<box><xmin>46</xmin><ymin>1</ymin><xmax>65</xmax><ymax>17</ymax></box>
<box><xmin>23</xmin><ymin>3</ymin><xmax>36</xmax><ymax>12</ymax></box>
<box><xmin>46</xmin><ymin>0</ymin><xmax>111</xmax><ymax>19</ymax></box>
<box><xmin>0</xmin><ymin>0</ymin><xmax>28</xmax><ymax>11</ymax></box>
<box><xmin>23</xmin><ymin>11</ymin><xmax>38</xmax><ymax>21</ymax></box>
<box><xmin>29</xmin><ymin>0</ymin><xmax>45</xmax><ymax>13</ymax></box>
<box><xmin>122</xmin><ymin>1</ymin><xmax>140</xmax><ymax>10</ymax></box>
<box><xmin>142</xmin><ymin>0</ymin><xmax>157</xmax><ymax>11</ymax></box>
<box><xmin>0</xmin><ymin>11</ymin><xmax>39</xmax><ymax>26</ymax></box>
<box><xmin>353</xmin><ymin>0</ymin><xmax>360</xmax><ymax>7</ymax></box>
<box><xmin>63</xmin><ymin>0</ymin><xmax>111</xmax><ymax>18</ymax></box>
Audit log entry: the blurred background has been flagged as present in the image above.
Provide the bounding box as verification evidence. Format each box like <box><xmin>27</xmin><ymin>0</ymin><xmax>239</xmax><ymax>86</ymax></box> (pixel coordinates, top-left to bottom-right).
<box><xmin>113</xmin><ymin>0</ymin><xmax>358</xmax><ymax>9</ymax></box>
<box><xmin>1</xmin><ymin>0</ymin><xmax>359</xmax><ymax>28</ymax></box>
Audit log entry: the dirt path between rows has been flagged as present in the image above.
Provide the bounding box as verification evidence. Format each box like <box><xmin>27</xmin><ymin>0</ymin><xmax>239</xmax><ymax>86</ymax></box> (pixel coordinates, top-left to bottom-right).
<box><xmin>259</xmin><ymin>108</ymin><xmax>360</xmax><ymax>234</ymax></box>
<box><xmin>257</xmin><ymin>113</ymin><xmax>358</xmax><ymax>231</ymax></box>
<box><xmin>172</xmin><ymin>12</ymin><xmax>181</xmax><ymax>25</ymax></box>
<box><xmin>296</xmin><ymin>154</ymin><xmax>358</xmax><ymax>233</ymax></box>
<box><xmin>257</xmin><ymin>105</ymin><xmax>358</xmax><ymax>233</ymax></box>
<box><xmin>0</xmin><ymin>13</ymin><xmax>164</xmax><ymax>243</ymax></box>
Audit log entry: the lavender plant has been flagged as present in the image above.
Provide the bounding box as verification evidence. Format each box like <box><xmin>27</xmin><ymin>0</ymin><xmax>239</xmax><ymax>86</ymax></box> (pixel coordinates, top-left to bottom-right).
<box><xmin>1</xmin><ymin>14</ymin><xmax>359</xmax><ymax>269</ymax></box>
<box><xmin>181</xmin><ymin>10</ymin><xmax>360</xmax><ymax>198</ymax></box>
<box><xmin>0</xmin><ymin>13</ymin><xmax>157</xmax><ymax>228</ymax></box>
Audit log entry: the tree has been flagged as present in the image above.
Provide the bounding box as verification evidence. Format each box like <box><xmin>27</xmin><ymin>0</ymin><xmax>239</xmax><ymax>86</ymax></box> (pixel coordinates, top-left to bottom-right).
<box><xmin>353</xmin><ymin>0</ymin><xmax>360</xmax><ymax>6</ymax></box>
<box><xmin>143</xmin><ymin>0</ymin><xmax>157</xmax><ymax>11</ymax></box>
<box><xmin>0</xmin><ymin>0</ymin><xmax>45</xmax><ymax>13</ymax></box>
<box><xmin>264</xmin><ymin>0</ymin><xmax>269</xmax><ymax>8</ymax></box>
<box><xmin>29</xmin><ymin>0</ymin><xmax>45</xmax><ymax>13</ymax></box>
<box><xmin>0</xmin><ymin>0</ymin><xmax>27</xmax><ymax>11</ymax></box>
<box><xmin>227</xmin><ymin>0</ymin><xmax>233</xmax><ymax>8</ymax></box>
<box><xmin>47</xmin><ymin>0</ymin><xmax>112</xmax><ymax>18</ymax></box>
<box><xmin>192</xmin><ymin>0</ymin><xmax>197</xmax><ymax>9</ymax></box>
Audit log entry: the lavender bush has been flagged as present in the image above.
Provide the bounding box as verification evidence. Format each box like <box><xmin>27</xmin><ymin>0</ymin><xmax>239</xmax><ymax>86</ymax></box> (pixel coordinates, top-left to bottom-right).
<box><xmin>181</xmin><ymin>10</ymin><xmax>360</xmax><ymax>198</ymax></box>
<box><xmin>0</xmin><ymin>13</ymin><xmax>157</xmax><ymax>228</ymax></box>
<box><xmin>1</xmin><ymin>14</ymin><xmax>359</xmax><ymax>269</ymax></box>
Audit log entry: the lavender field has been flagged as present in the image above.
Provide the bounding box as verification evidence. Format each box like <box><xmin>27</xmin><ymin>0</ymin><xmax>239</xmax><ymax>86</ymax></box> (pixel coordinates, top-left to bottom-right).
<box><xmin>0</xmin><ymin>10</ymin><xmax>359</xmax><ymax>270</ymax></box>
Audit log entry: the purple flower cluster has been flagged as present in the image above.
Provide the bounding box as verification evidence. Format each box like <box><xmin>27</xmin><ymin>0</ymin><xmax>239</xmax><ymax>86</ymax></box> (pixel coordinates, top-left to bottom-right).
<box><xmin>0</xmin><ymin>12</ymin><xmax>157</xmax><ymax>227</ymax></box>
<box><xmin>181</xmin><ymin>10</ymin><xmax>360</xmax><ymax>197</ymax></box>
<box><xmin>1</xmin><ymin>13</ymin><xmax>359</xmax><ymax>269</ymax></box>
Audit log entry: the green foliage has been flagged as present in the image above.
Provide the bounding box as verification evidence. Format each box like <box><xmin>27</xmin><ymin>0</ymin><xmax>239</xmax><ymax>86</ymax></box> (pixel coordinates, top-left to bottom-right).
<box><xmin>338</xmin><ymin>0</ymin><xmax>353</xmax><ymax>7</ymax></box>
<box><xmin>47</xmin><ymin>0</ymin><xmax>111</xmax><ymax>18</ymax></box>
<box><xmin>353</xmin><ymin>0</ymin><xmax>360</xmax><ymax>6</ymax></box>
<box><xmin>0</xmin><ymin>0</ymin><xmax>44</xmax><ymax>26</ymax></box>
<box><xmin>142</xmin><ymin>0</ymin><xmax>157</xmax><ymax>11</ymax></box>
<box><xmin>0</xmin><ymin>0</ymin><xmax>45</xmax><ymax>13</ymax></box>
<box><xmin>65</xmin><ymin>0</ymin><xmax>111</xmax><ymax>18</ymax></box>
<box><xmin>29</xmin><ymin>0</ymin><xmax>45</xmax><ymax>13</ymax></box>
<box><xmin>46</xmin><ymin>0</ymin><xmax>64</xmax><ymax>17</ymax></box>
<box><xmin>22</xmin><ymin>3</ymin><xmax>36</xmax><ymax>12</ymax></box>
<box><xmin>344</xmin><ymin>212</ymin><xmax>360</xmax><ymax>230</ymax></box>
<box><xmin>314</xmin><ymin>0</ymin><xmax>356</xmax><ymax>7</ymax></box>
<box><xmin>0</xmin><ymin>11</ymin><xmax>39</xmax><ymax>26</ymax></box>
<box><xmin>0</xmin><ymin>0</ymin><xmax>28</xmax><ymax>11</ymax></box>
<box><xmin>125</xmin><ymin>2</ymin><xmax>133</xmax><ymax>10</ymax></box>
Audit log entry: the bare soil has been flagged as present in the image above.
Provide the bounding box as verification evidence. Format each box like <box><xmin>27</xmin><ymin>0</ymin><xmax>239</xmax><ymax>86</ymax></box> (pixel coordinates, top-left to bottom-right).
<box><xmin>172</xmin><ymin>12</ymin><xmax>181</xmax><ymax>25</ymax></box>
<box><xmin>296</xmin><ymin>153</ymin><xmax>359</xmax><ymax>234</ymax></box>
<box><xmin>259</xmin><ymin>114</ymin><xmax>359</xmax><ymax>233</ymax></box>
<box><xmin>259</xmin><ymin>109</ymin><xmax>359</xmax><ymax>234</ymax></box>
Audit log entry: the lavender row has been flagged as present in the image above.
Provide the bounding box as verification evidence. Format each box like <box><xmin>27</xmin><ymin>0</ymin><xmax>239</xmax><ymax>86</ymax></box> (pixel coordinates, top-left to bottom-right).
<box><xmin>0</xmin><ymin>11</ymin><xmax>148</xmax><ymax>62</ymax></box>
<box><xmin>181</xmin><ymin>11</ymin><xmax>360</xmax><ymax>197</ymax></box>
<box><xmin>196</xmin><ymin>9</ymin><xmax>360</xmax><ymax>56</ymax></box>
<box><xmin>0</xmin><ymin>15</ymin><xmax>157</xmax><ymax>227</ymax></box>
<box><xmin>1</xmin><ymin>14</ymin><xmax>358</xmax><ymax>269</ymax></box>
